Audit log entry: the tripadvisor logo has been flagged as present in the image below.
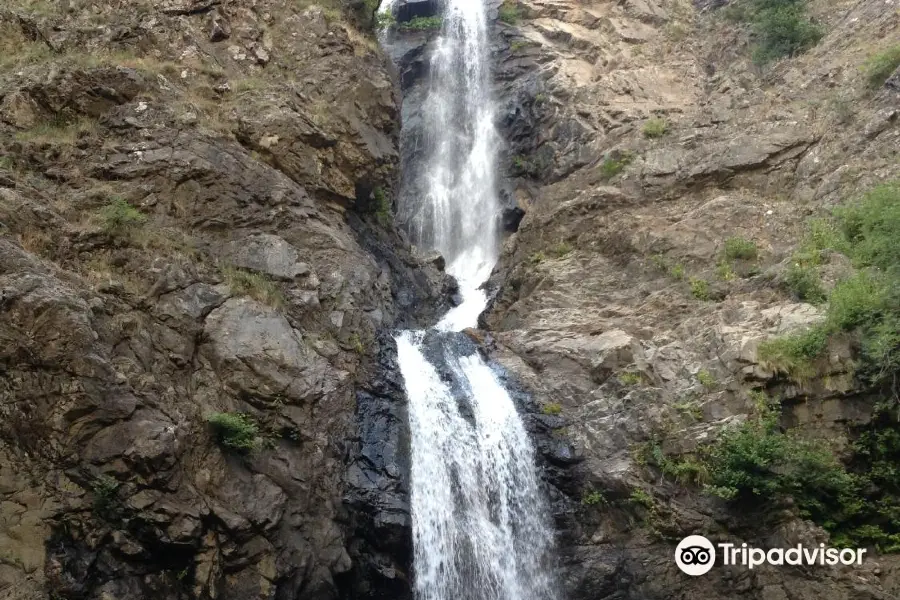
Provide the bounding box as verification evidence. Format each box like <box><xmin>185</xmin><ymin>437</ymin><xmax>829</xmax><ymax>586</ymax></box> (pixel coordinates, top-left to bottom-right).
<box><xmin>675</xmin><ymin>535</ymin><xmax>867</xmax><ymax>576</ymax></box>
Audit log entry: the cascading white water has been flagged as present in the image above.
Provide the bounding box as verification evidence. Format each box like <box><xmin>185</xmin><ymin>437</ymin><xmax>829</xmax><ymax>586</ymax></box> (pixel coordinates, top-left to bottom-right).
<box><xmin>378</xmin><ymin>0</ymin><xmax>558</xmax><ymax>599</ymax></box>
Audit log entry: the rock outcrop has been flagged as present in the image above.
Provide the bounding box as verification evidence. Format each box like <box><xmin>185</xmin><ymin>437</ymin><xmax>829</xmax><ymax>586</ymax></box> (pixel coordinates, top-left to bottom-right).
<box><xmin>0</xmin><ymin>2</ymin><xmax>450</xmax><ymax>599</ymax></box>
<box><xmin>481</xmin><ymin>0</ymin><xmax>900</xmax><ymax>597</ymax></box>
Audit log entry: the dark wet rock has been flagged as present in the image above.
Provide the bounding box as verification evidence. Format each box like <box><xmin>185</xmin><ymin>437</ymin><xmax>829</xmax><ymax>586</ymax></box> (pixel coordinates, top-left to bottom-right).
<box><xmin>396</xmin><ymin>0</ymin><xmax>440</xmax><ymax>22</ymax></box>
<box><xmin>342</xmin><ymin>333</ymin><xmax>413</xmax><ymax>600</ymax></box>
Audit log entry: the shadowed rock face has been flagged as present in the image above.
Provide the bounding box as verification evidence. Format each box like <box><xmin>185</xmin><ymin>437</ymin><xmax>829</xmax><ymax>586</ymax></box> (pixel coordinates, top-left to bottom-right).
<box><xmin>395</xmin><ymin>0</ymin><xmax>440</xmax><ymax>23</ymax></box>
<box><xmin>0</xmin><ymin>2</ymin><xmax>453</xmax><ymax>599</ymax></box>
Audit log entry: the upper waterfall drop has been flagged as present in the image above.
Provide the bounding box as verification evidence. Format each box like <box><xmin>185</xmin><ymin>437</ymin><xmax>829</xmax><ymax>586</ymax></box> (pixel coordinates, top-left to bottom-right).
<box><xmin>394</xmin><ymin>0</ymin><xmax>502</xmax><ymax>324</ymax></box>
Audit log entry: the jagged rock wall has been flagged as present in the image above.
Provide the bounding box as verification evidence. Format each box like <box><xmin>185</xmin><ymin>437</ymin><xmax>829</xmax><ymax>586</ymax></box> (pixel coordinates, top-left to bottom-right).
<box><xmin>481</xmin><ymin>0</ymin><xmax>900</xmax><ymax>598</ymax></box>
<box><xmin>0</xmin><ymin>2</ymin><xmax>450</xmax><ymax>599</ymax></box>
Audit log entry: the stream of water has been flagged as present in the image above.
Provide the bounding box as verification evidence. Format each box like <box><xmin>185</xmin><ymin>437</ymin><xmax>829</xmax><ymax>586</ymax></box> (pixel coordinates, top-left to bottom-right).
<box><xmin>379</xmin><ymin>1</ymin><xmax>557</xmax><ymax>598</ymax></box>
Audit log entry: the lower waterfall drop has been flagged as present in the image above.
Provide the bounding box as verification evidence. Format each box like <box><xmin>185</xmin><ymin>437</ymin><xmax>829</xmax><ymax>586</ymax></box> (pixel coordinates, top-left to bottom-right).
<box><xmin>380</xmin><ymin>0</ymin><xmax>560</xmax><ymax>598</ymax></box>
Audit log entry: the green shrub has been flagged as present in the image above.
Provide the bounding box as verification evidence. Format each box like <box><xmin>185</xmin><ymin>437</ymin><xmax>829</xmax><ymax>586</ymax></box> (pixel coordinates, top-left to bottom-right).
<box><xmin>398</xmin><ymin>16</ymin><xmax>442</xmax><ymax>30</ymax></box>
<box><xmin>542</xmin><ymin>402</ymin><xmax>562</xmax><ymax>415</ymax></box>
<box><xmin>749</xmin><ymin>1</ymin><xmax>823</xmax><ymax>64</ymax></box>
<box><xmin>529</xmin><ymin>251</ymin><xmax>546</xmax><ymax>265</ymax></box>
<box><xmin>374</xmin><ymin>187</ymin><xmax>392</xmax><ymax>225</ymax></box>
<box><xmin>599</xmin><ymin>152</ymin><xmax>633</xmax><ymax>180</ymax></box>
<box><xmin>498</xmin><ymin>1</ymin><xmax>520</xmax><ymax>24</ymax></box>
<box><xmin>207</xmin><ymin>412</ymin><xmax>260</xmax><ymax>453</ymax></box>
<box><xmin>863</xmin><ymin>45</ymin><xmax>900</xmax><ymax>89</ymax></box>
<box><xmin>92</xmin><ymin>474</ymin><xmax>122</xmax><ymax>519</ymax></box>
<box><xmin>763</xmin><ymin>181</ymin><xmax>900</xmax><ymax>384</ymax></box>
<box><xmin>221</xmin><ymin>266</ymin><xmax>285</xmax><ymax>309</ymax></box>
<box><xmin>834</xmin><ymin>182</ymin><xmax>900</xmax><ymax>272</ymax></box>
<box><xmin>582</xmin><ymin>490</ymin><xmax>607</xmax><ymax>506</ymax></box>
<box><xmin>697</xmin><ymin>369</ymin><xmax>716</xmax><ymax>389</ymax></box>
<box><xmin>704</xmin><ymin>411</ymin><xmax>852</xmax><ymax>515</ymax></box>
<box><xmin>629</xmin><ymin>488</ymin><xmax>655</xmax><ymax>508</ymax></box>
<box><xmin>618</xmin><ymin>372</ymin><xmax>642</xmax><ymax>386</ymax></box>
<box><xmin>349</xmin><ymin>333</ymin><xmax>365</xmax><ymax>354</ymax></box>
<box><xmin>375</xmin><ymin>11</ymin><xmax>396</xmax><ymax>29</ymax></box>
<box><xmin>549</xmin><ymin>241</ymin><xmax>573</xmax><ymax>258</ymax></box>
<box><xmin>756</xmin><ymin>325</ymin><xmax>829</xmax><ymax>380</ymax></box>
<box><xmin>785</xmin><ymin>263</ymin><xmax>826</xmax><ymax>304</ymax></box>
<box><xmin>670</xmin><ymin>263</ymin><xmax>685</xmax><ymax>280</ymax></box>
<box><xmin>717</xmin><ymin>260</ymin><xmax>736</xmax><ymax>281</ymax></box>
<box><xmin>689</xmin><ymin>277</ymin><xmax>710</xmax><ymax>300</ymax></box>
<box><xmin>642</xmin><ymin>117</ymin><xmax>668</xmax><ymax>139</ymax></box>
<box><xmin>724</xmin><ymin>236</ymin><xmax>758</xmax><ymax>260</ymax></box>
<box><xmin>98</xmin><ymin>197</ymin><xmax>146</xmax><ymax>235</ymax></box>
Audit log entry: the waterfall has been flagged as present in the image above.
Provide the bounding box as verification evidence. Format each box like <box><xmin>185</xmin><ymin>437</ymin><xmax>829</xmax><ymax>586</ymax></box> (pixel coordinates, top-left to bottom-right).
<box><xmin>378</xmin><ymin>0</ymin><xmax>559</xmax><ymax>599</ymax></box>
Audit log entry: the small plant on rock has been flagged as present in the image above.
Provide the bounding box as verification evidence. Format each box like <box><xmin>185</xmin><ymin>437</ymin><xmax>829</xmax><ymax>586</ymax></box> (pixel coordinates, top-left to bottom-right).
<box><xmin>642</xmin><ymin>117</ymin><xmax>668</xmax><ymax>139</ymax></box>
<box><xmin>398</xmin><ymin>16</ymin><xmax>443</xmax><ymax>30</ymax></box>
<box><xmin>98</xmin><ymin>197</ymin><xmax>147</xmax><ymax>236</ymax></box>
<box><xmin>582</xmin><ymin>490</ymin><xmax>607</xmax><ymax>506</ymax></box>
<box><xmin>689</xmin><ymin>277</ymin><xmax>710</xmax><ymax>300</ymax></box>
<box><xmin>549</xmin><ymin>241</ymin><xmax>573</xmax><ymax>258</ymax></box>
<box><xmin>498</xmin><ymin>1</ymin><xmax>520</xmax><ymax>24</ymax></box>
<box><xmin>374</xmin><ymin>187</ymin><xmax>392</xmax><ymax>225</ymax></box>
<box><xmin>599</xmin><ymin>152</ymin><xmax>633</xmax><ymax>181</ymax></box>
<box><xmin>724</xmin><ymin>236</ymin><xmax>758</xmax><ymax>260</ymax></box>
<box><xmin>542</xmin><ymin>402</ymin><xmax>562</xmax><ymax>416</ymax></box>
<box><xmin>785</xmin><ymin>263</ymin><xmax>825</xmax><ymax>303</ymax></box>
<box><xmin>863</xmin><ymin>45</ymin><xmax>900</xmax><ymax>90</ymax></box>
<box><xmin>92</xmin><ymin>474</ymin><xmax>122</xmax><ymax>520</ymax></box>
<box><xmin>629</xmin><ymin>488</ymin><xmax>655</xmax><ymax>509</ymax></box>
<box><xmin>221</xmin><ymin>266</ymin><xmax>285</xmax><ymax>309</ymax></box>
<box><xmin>697</xmin><ymin>369</ymin><xmax>716</xmax><ymax>389</ymax></box>
<box><xmin>375</xmin><ymin>11</ymin><xmax>396</xmax><ymax>29</ymax></box>
<box><xmin>756</xmin><ymin>325</ymin><xmax>828</xmax><ymax>380</ymax></box>
<box><xmin>618</xmin><ymin>372</ymin><xmax>642</xmax><ymax>386</ymax></box>
<box><xmin>207</xmin><ymin>412</ymin><xmax>260</xmax><ymax>454</ymax></box>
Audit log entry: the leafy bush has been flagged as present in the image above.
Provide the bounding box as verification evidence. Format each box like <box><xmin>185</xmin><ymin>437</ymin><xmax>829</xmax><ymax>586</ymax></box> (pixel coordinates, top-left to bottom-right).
<box><xmin>642</xmin><ymin>117</ymin><xmax>668</xmax><ymax>139</ymax></box>
<box><xmin>618</xmin><ymin>372</ymin><xmax>642</xmax><ymax>386</ymax></box>
<box><xmin>375</xmin><ymin>11</ymin><xmax>396</xmax><ymax>29</ymax></box>
<box><xmin>725</xmin><ymin>0</ymin><xmax>822</xmax><ymax>64</ymax></box>
<box><xmin>757</xmin><ymin>325</ymin><xmax>829</xmax><ymax>380</ymax></box>
<box><xmin>582</xmin><ymin>490</ymin><xmax>607</xmax><ymax>506</ymax></box>
<box><xmin>599</xmin><ymin>152</ymin><xmax>633</xmax><ymax>180</ymax></box>
<box><xmin>749</xmin><ymin>0</ymin><xmax>823</xmax><ymax>64</ymax></box>
<box><xmin>724</xmin><ymin>236</ymin><xmax>758</xmax><ymax>260</ymax></box>
<box><xmin>398</xmin><ymin>16</ymin><xmax>442</xmax><ymax>30</ymax></box>
<box><xmin>92</xmin><ymin>474</ymin><xmax>122</xmax><ymax>520</ymax></box>
<box><xmin>762</xmin><ymin>181</ymin><xmax>900</xmax><ymax>385</ymax></box>
<box><xmin>689</xmin><ymin>277</ymin><xmax>710</xmax><ymax>300</ymax></box>
<box><xmin>374</xmin><ymin>187</ymin><xmax>392</xmax><ymax>225</ymax></box>
<box><xmin>221</xmin><ymin>266</ymin><xmax>285</xmax><ymax>309</ymax></box>
<box><xmin>498</xmin><ymin>1</ymin><xmax>520</xmax><ymax>24</ymax></box>
<box><xmin>697</xmin><ymin>369</ymin><xmax>716</xmax><ymax>389</ymax></box>
<box><xmin>207</xmin><ymin>412</ymin><xmax>260</xmax><ymax>453</ymax></box>
<box><xmin>785</xmin><ymin>263</ymin><xmax>826</xmax><ymax>304</ymax></box>
<box><xmin>863</xmin><ymin>45</ymin><xmax>900</xmax><ymax>89</ymax></box>
<box><xmin>629</xmin><ymin>488</ymin><xmax>656</xmax><ymax>508</ymax></box>
<box><xmin>98</xmin><ymin>198</ymin><xmax>146</xmax><ymax>235</ymax></box>
<box><xmin>549</xmin><ymin>241</ymin><xmax>573</xmax><ymax>258</ymax></box>
<box><xmin>542</xmin><ymin>402</ymin><xmax>562</xmax><ymax>415</ymax></box>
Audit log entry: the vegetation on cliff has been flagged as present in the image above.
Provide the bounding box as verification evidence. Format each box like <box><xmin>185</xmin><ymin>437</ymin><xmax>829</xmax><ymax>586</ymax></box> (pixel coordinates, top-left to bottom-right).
<box><xmin>726</xmin><ymin>0</ymin><xmax>823</xmax><ymax>64</ymax></box>
<box><xmin>761</xmin><ymin>182</ymin><xmax>900</xmax><ymax>387</ymax></box>
<box><xmin>644</xmin><ymin>182</ymin><xmax>900</xmax><ymax>551</ymax></box>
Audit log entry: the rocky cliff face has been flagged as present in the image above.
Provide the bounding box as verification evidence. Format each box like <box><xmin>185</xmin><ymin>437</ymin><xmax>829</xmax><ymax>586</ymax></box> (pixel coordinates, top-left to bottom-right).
<box><xmin>482</xmin><ymin>0</ymin><xmax>900</xmax><ymax>597</ymax></box>
<box><xmin>0</xmin><ymin>1</ymin><xmax>453</xmax><ymax>599</ymax></box>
